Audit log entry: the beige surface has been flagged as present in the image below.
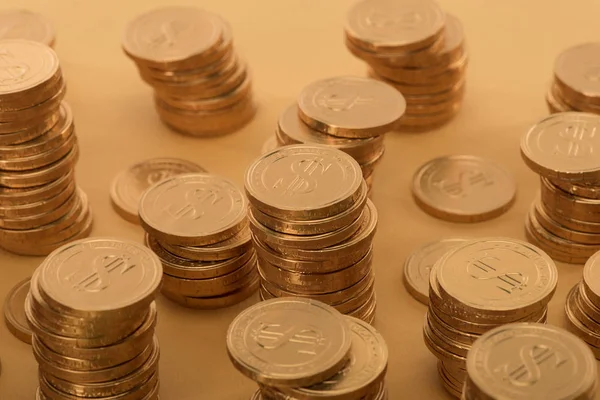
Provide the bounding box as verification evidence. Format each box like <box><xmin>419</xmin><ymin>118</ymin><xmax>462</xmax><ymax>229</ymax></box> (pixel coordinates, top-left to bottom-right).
<box><xmin>1</xmin><ymin>0</ymin><xmax>600</xmax><ymax>399</ymax></box>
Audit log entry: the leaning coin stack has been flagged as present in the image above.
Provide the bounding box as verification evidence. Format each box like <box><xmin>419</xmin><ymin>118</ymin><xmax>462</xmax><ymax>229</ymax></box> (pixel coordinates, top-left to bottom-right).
<box><xmin>546</xmin><ymin>43</ymin><xmax>600</xmax><ymax>115</ymax></box>
<box><xmin>423</xmin><ymin>238</ymin><xmax>558</xmax><ymax>398</ymax></box>
<box><xmin>521</xmin><ymin>113</ymin><xmax>600</xmax><ymax>264</ymax></box>
<box><xmin>227</xmin><ymin>298</ymin><xmax>389</xmax><ymax>400</ymax></box>
<box><xmin>245</xmin><ymin>145</ymin><xmax>378</xmax><ymax>323</ymax></box>
<box><xmin>462</xmin><ymin>323</ymin><xmax>597</xmax><ymax>400</ymax></box>
<box><xmin>26</xmin><ymin>238</ymin><xmax>162</xmax><ymax>400</ymax></box>
<box><xmin>123</xmin><ymin>6</ymin><xmax>255</xmax><ymax>136</ymax></box>
<box><xmin>345</xmin><ymin>0</ymin><xmax>467</xmax><ymax>132</ymax></box>
<box><xmin>0</xmin><ymin>39</ymin><xmax>92</xmax><ymax>256</ymax></box>
<box><xmin>139</xmin><ymin>173</ymin><xmax>258</xmax><ymax>309</ymax></box>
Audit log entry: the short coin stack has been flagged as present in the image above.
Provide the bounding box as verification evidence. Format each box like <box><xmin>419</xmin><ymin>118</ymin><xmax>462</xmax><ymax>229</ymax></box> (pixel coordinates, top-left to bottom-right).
<box><xmin>424</xmin><ymin>238</ymin><xmax>557</xmax><ymax>398</ymax></box>
<box><xmin>227</xmin><ymin>298</ymin><xmax>389</xmax><ymax>400</ymax></box>
<box><xmin>245</xmin><ymin>145</ymin><xmax>378</xmax><ymax>323</ymax></box>
<box><xmin>139</xmin><ymin>173</ymin><xmax>258</xmax><ymax>309</ymax></box>
<box><xmin>26</xmin><ymin>238</ymin><xmax>162</xmax><ymax>400</ymax></box>
<box><xmin>0</xmin><ymin>9</ymin><xmax>55</xmax><ymax>46</ymax></box>
<box><xmin>345</xmin><ymin>0</ymin><xmax>468</xmax><ymax>132</ymax></box>
<box><xmin>547</xmin><ymin>43</ymin><xmax>600</xmax><ymax>115</ymax></box>
<box><xmin>462</xmin><ymin>323</ymin><xmax>597</xmax><ymax>400</ymax></box>
<box><xmin>0</xmin><ymin>39</ymin><xmax>92</xmax><ymax>256</ymax></box>
<box><xmin>123</xmin><ymin>6</ymin><xmax>255</xmax><ymax>136</ymax></box>
<box><xmin>521</xmin><ymin>113</ymin><xmax>600</xmax><ymax>264</ymax></box>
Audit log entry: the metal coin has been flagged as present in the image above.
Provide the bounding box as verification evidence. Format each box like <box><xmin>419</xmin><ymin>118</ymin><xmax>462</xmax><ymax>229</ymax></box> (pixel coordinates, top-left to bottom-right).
<box><xmin>161</xmin><ymin>275</ymin><xmax>258</xmax><ymax>309</ymax></box>
<box><xmin>0</xmin><ymin>10</ymin><xmax>55</xmax><ymax>47</ymax></box>
<box><xmin>583</xmin><ymin>250</ymin><xmax>600</xmax><ymax>307</ymax></box>
<box><xmin>554</xmin><ymin>42</ymin><xmax>600</xmax><ymax>106</ymax></box>
<box><xmin>532</xmin><ymin>199</ymin><xmax>600</xmax><ymax>245</ymax></box>
<box><xmin>3</xmin><ymin>277</ymin><xmax>32</xmax><ymax>344</ymax></box>
<box><xmin>261</xmin><ymin>136</ymin><xmax>279</xmax><ymax>155</ymax></box>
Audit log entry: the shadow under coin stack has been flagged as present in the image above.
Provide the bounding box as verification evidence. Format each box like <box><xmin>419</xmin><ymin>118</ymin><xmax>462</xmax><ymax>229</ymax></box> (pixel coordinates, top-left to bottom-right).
<box><xmin>122</xmin><ymin>6</ymin><xmax>254</xmax><ymax>136</ymax></box>
<box><xmin>424</xmin><ymin>238</ymin><xmax>557</xmax><ymax>398</ymax></box>
<box><xmin>547</xmin><ymin>43</ymin><xmax>600</xmax><ymax>115</ymax></box>
<box><xmin>345</xmin><ymin>0</ymin><xmax>467</xmax><ymax>132</ymax></box>
<box><xmin>139</xmin><ymin>173</ymin><xmax>258</xmax><ymax>309</ymax></box>
<box><xmin>245</xmin><ymin>145</ymin><xmax>377</xmax><ymax>323</ymax></box>
<box><xmin>521</xmin><ymin>113</ymin><xmax>600</xmax><ymax>264</ymax></box>
<box><xmin>227</xmin><ymin>298</ymin><xmax>389</xmax><ymax>400</ymax></box>
<box><xmin>26</xmin><ymin>238</ymin><xmax>162</xmax><ymax>400</ymax></box>
<box><xmin>0</xmin><ymin>39</ymin><xmax>92</xmax><ymax>256</ymax></box>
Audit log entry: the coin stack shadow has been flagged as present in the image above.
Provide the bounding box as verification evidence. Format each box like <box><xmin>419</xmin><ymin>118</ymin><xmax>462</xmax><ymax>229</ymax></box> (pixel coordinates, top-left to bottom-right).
<box><xmin>0</xmin><ymin>39</ymin><xmax>92</xmax><ymax>256</ymax></box>
<box><xmin>345</xmin><ymin>1</ymin><xmax>467</xmax><ymax>132</ymax></box>
<box><xmin>547</xmin><ymin>43</ymin><xmax>600</xmax><ymax>114</ymax></box>
<box><xmin>123</xmin><ymin>6</ymin><xmax>255</xmax><ymax>137</ymax></box>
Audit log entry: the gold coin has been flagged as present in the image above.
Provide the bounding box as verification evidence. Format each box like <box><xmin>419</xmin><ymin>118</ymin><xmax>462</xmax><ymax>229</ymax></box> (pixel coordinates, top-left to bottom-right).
<box><xmin>540</xmin><ymin>177</ymin><xmax>600</xmax><ymax>222</ymax></box>
<box><xmin>532</xmin><ymin>198</ymin><xmax>600</xmax><ymax>245</ymax></box>
<box><xmin>0</xmin><ymin>10</ymin><xmax>55</xmax><ymax>47</ymax></box>
<box><xmin>371</xmin><ymin>51</ymin><xmax>467</xmax><ymax>85</ymax></box>
<box><xmin>411</xmin><ymin>155</ymin><xmax>516</xmax><ymax>222</ymax></box>
<box><xmin>550</xmin><ymin>178</ymin><xmax>600</xmax><ymax>199</ymax></box>
<box><xmin>297</xmin><ymin>76</ymin><xmax>406</xmax><ymax>138</ymax></box>
<box><xmin>554</xmin><ymin>42</ymin><xmax>600</xmax><ymax>106</ymax></box>
<box><xmin>0</xmin><ymin>176</ymin><xmax>75</xmax><ymax>218</ymax></box>
<box><xmin>3</xmin><ymin>277</ymin><xmax>32</xmax><ymax>344</ymax></box>
<box><xmin>0</xmin><ymin>110</ymin><xmax>59</xmax><ymax>145</ymax></box>
<box><xmin>582</xmin><ymin>250</ymin><xmax>600</xmax><ymax>306</ymax></box>
<box><xmin>110</xmin><ymin>157</ymin><xmax>206</xmax><ymax>224</ymax></box>
<box><xmin>161</xmin><ymin>275</ymin><xmax>258</xmax><ymax>309</ymax></box>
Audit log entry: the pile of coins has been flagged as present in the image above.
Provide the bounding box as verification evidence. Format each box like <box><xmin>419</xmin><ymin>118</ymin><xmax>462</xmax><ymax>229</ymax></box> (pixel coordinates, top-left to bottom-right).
<box><xmin>345</xmin><ymin>0</ymin><xmax>468</xmax><ymax>132</ymax></box>
<box><xmin>0</xmin><ymin>39</ymin><xmax>92</xmax><ymax>256</ymax></box>
<box><xmin>463</xmin><ymin>323</ymin><xmax>597</xmax><ymax>400</ymax></box>
<box><xmin>0</xmin><ymin>9</ymin><xmax>55</xmax><ymax>46</ymax></box>
<box><xmin>547</xmin><ymin>43</ymin><xmax>600</xmax><ymax>115</ymax></box>
<box><xmin>227</xmin><ymin>298</ymin><xmax>389</xmax><ymax>400</ymax></box>
<box><xmin>123</xmin><ymin>6</ymin><xmax>255</xmax><ymax>136</ymax></box>
<box><xmin>521</xmin><ymin>113</ymin><xmax>600</xmax><ymax>264</ymax></box>
<box><xmin>139</xmin><ymin>173</ymin><xmax>258</xmax><ymax>309</ymax></box>
<box><xmin>423</xmin><ymin>238</ymin><xmax>557</xmax><ymax>398</ymax></box>
<box><xmin>26</xmin><ymin>238</ymin><xmax>162</xmax><ymax>399</ymax></box>
<box><xmin>245</xmin><ymin>145</ymin><xmax>378</xmax><ymax>322</ymax></box>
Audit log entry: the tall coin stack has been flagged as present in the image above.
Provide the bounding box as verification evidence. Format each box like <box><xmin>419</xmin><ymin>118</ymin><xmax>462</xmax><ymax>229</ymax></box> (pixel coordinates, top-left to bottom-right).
<box><xmin>26</xmin><ymin>238</ymin><xmax>162</xmax><ymax>400</ymax></box>
<box><xmin>547</xmin><ymin>43</ymin><xmax>600</xmax><ymax>115</ymax></box>
<box><xmin>462</xmin><ymin>323</ymin><xmax>597</xmax><ymax>400</ymax></box>
<box><xmin>123</xmin><ymin>6</ymin><xmax>255</xmax><ymax>136</ymax></box>
<box><xmin>521</xmin><ymin>113</ymin><xmax>600</xmax><ymax>264</ymax></box>
<box><xmin>0</xmin><ymin>39</ymin><xmax>92</xmax><ymax>256</ymax></box>
<box><xmin>245</xmin><ymin>145</ymin><xmax>378</xmax><ymax>323</ymax></box>
<box><xmin>139</xmin><ymin>173</ymin><xmax>258</xmax><ymax>309</ymax></box>
<box><xmin>423</xmin><ymin>238</ymin><xmax>557</xmax><ymax>398</ymax></box>
<box><xmin>227</xmin><ymin>298</ymin><xmax>389</xmax><ymax>400</ymax></box>
<box><xmin>345</xmin><ymin>0</ymin><xmax>467</xmax><ymax>132</ymax></box>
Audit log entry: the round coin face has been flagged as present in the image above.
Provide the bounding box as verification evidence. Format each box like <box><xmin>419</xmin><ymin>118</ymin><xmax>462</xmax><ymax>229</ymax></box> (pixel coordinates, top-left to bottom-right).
<box><xmin>411</xmin><ymin>155</ymin><xmax>516</xmax><ymax>222</ymax></box>
<box><xmin>467</xmin><ymin>323</ymin><xmax>597</xmax><ymax>400</ymax></box>
<box><xmin>297</xmin><ymin>76</ymin><xmax>406</xmax><ymax>138</ymax></box>
<box><xmin>521</xmin><ymin>112</ymin><xmax>600</xmax><ymax>181</ymax></box>
<box><xmin>110</xmin><ymin>158</ymin><xmax>206</xmax><ymax>223</ymax></box>
<box><xmin>37</xmin><ymin>238</ymin><xmax>163</xmax><ymax>313</ymax></box>
<box><xmin>226</xmin><ymin>298</ymin><xmax>353</xmax><ymax>387</ymax></box>
<box><xmin>0</xmin><ymin>39</ymin><xmax>59</xmax><ymax>95</ymax></box>
<box><xmin>0</xmin><ymin>10</ymin><xmax>54</xmax><ymax>46</ymax></box>
<box><xmin>555</xmin><ymin>43</ymin><xmax>600</xmax><ymax>100</ymax></box>
<box><xmin>436</xmin><ymin>238</ymin><xmax>557</xmax><ymax>313</ymax></box>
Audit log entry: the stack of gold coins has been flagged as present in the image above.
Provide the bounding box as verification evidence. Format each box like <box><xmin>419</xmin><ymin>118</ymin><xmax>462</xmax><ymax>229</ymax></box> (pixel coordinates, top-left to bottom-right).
<box><xmin>26</xmin><ymin>238</ymin><xmax>162</xmax><ymax>399</ymax></box>
<box><xmin>0</xmin><ymin>39</ymin><xmax>92</xmax><ymax>256</ymax></box>
<box><xmin>423</xmin><ymin>238</ymin><xmax>558</xmax><ymax>398</ymax></box>
<box><xmin>139</xmin><ymin>173</ymin><xmax>258</xmax><ymax>309</ymax></box>
<box><xmin>547</xmin><ymin>43</ymin><xmax>600</xmax><ymax>115</ymax></box>
<box><xmin>122</xmin><ymin>6</ymin><xmax>255</xmax><ymax>137</ymax></box>
<box><xmin>462</xmin><ymin>323</ymin><xmax>597</xmax><ymax>400</ymax></box>
<box><xmin>227</xmin><ymin>298</ymin><xmax>389</xmax><ymax>400</ymax></box>
<box><xmin>521</xmin><ymin>113</ymin><xmax>600</xmax><ymax>264</ymax></box>
<box><xmin>245</xmin><ymin>145</ymin><xmax>377</xmax><ymax>323</ymax></box>
<box><xmin>0</xmin><ymin>10</ymin><xmax>55</xmax><ymax>47</ymax></box>
<box><xmin>345</xmin><ymin>0</ymin><xmax>468</xmax><ymax>132</ymax></box>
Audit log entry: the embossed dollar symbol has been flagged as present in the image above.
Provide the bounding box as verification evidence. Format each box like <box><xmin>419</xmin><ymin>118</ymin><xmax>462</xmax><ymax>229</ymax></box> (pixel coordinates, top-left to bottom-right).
<box><xmin>366</xmin><ymin>11</ymin><xmax>423</xmax><ymax>30</ymax></box>
<box><xmin>252</xmin><ymin>322</ymin><xmax>326</xmax><ymax>356</ymax></box>
<box><xmin>317</xmin><ymin>93</ymin><xmax>375</xmax><ymax>112</ymax></box>
<box><xmin>273</xmin><ymin>158</ymin><xmax>332</xmax><ymax>196</ymax></box>
<box><xmin>165</xmin><ymin>186</ymin><xmax>223</xmax><ymax>220</ymax></box>
<box><xmin>147</xmin><ymin>19</ymin><xmax>191</xmax><ymax>48</ymax></box>
<box><xmin>0</xmin><ymin>48</ymin><xmax>28</xmax><ymax>83</ymax></box>
<box><xmin>66</xmin><ymin>255</ymin><xmax>136</xmax><ymax>292</ymax></box>
<box><xmin>467</xmin><ymin>255</ymin><xmax>526</xmax><ymax>295</ymax></box>
<box><xmin>494</xmin><ymin>344</ymin><xmax>567</xmax><ymax>387</ymax></box>
<box><xmin>555</xmin><ymin>123</ymin><xmax>597</xmax><ymax>157</ymax></box>
<box><xmin>434</xmin><ymin>170</ymin><xmax>494</xmax><ymax>198</ymax></box>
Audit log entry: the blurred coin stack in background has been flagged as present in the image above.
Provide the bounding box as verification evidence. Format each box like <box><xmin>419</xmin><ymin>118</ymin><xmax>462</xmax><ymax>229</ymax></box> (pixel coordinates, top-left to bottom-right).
<box><xmin>227</xmin><ymin>298</ymin><xmax>389</xmax><ymax>400</ymax></box>
<box><xmin>245</xmin><ymin>145</ymin><xmax>378</xmax><ymax>323</ymax></box>
<box><xmin>0</xmin><ymin>39</ymin><xmax>92</xmax><ymax>256</ymax></box>
<box><xmin>521</xmin><ymin>113</ymin><xmax>600</xmax><ymax>264</ymax></box>
<box><xmin>547</xmin><ymin>43</ymin><xmax>600</xmax><ymax>115</ymax></box>
<box><xmin>26</xmin><ymin>238</ymin><xmax>162</xmax><ymax>400</ymax></box>
<box><xmin>123</xmin><ymin>6</ymin><xmax>255</xmax><ymax>136</ymax></box>
<box><xmin>424</xmin><ymin>238</ymin><xmax>557</xmax><ymax>398</ymax></box>
<box><xmin>0</xmin><ymin>9</ymin><xmax>55</xmax><ymax>46</ymax></box>
<box><xmin>140</xmin><ymin>173</ymin><xmax>258</xmax><ymax>309</ymax></box>
<box><xmin>345</xmin><ymin>0</ymin><xmax>467</xmax><ymax>132</ymax></box>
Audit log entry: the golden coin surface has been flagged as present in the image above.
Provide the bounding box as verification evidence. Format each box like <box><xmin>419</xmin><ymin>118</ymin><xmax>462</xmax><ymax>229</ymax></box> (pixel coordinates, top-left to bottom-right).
<box><xmin>466</xmin><ymin>323</ymin><xmax>597</xmax><ymax>400</ymax></box>
<box><xmin>411</xmin><ymin>155</ymin><xmax>516</xmax><ymax>222</ymax></box>
<box><xmin>0</xmin><ymin>10</ymin><xmax>54</xmax><ymax>46</ymax></box>
<box><xmin>245</xmin><ymin>145</ymin><xmax>363</xmax><ymax>220</ymax></box>
<box><xmin>521</xmin><ymin>112</ymin><xmax>600</xmax><ymax>182</ymax></box>
<box><xmin>110</xmin><ymin>157</ymin><xmax>206</xmax><ymax>224</ymax></box>
<box><xmin>554</xmin><ymin>42</ymin><xmax>600</xmax><ymax>103</ymax></box>
<box><xmin>3</xmin><ymin>277</ymin><xmax>32</xmax><ymax>344</ymax></box>
<box><xmin>37</xmin><ymin>237</ymin><xmax>162</xmax><ymax>315</ymax></box>
<box><xmin>226</xmin><ymin>297</ymin><xmax>352</xmax><ymax>387</ymax></box>
<box><xmin>583</xmin><ymin>251</ymin><xmax>600</xmax><ymax>304</ymax></box>
<box><xmin>139</xmin><ymin>173</ymin><xmax>247</xmax><ymax>246</ymax></box>
<box><xmin>297</xmin><ymin>76</ymin><xmax>406</xmax><ymax>138</ymax></box>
